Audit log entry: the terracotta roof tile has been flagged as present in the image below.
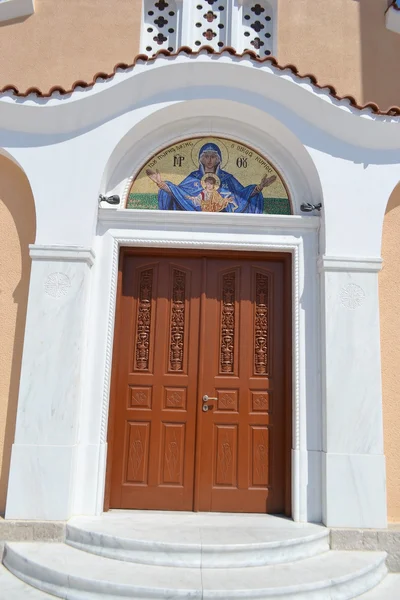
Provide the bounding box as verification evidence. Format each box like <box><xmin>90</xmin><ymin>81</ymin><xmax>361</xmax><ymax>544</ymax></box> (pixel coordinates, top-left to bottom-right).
<box><xmin>0</xmin><ymin>46</ymin><xmax>399</xmax><ymax>116</ymax></box>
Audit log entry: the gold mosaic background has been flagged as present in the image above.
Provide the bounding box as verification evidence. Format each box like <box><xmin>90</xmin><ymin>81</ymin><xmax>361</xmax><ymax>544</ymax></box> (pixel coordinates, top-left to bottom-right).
<box><xmin>127</xmin><ymin>137</ymin><xmax>291</xmax><ymax>214</ymax></box>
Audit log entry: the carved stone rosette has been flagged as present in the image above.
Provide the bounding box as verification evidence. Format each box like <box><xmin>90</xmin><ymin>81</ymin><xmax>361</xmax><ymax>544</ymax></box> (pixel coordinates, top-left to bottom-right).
<box><xmin>135</xmin><ymin>269</ymin><xmax>153</xmax><ymax>370</ymax></box>
<box><xmin>170</xmin><ymin>270</ymin><xmax>186</xmax><ymax>371</ymax></box>
<box><xmin>220</xmin><ymin>272</ymin><xmax>236</xmax><ymax>373</ymax></box>
<box><xmin>254</xmin><ymin>272</ymin><xmax>268</xmax><ymax>374</ymax></box>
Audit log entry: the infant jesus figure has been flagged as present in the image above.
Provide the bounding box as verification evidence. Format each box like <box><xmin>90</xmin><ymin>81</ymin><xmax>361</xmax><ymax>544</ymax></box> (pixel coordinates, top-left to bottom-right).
<box><xmin>187</xmin><ymin>175</ymin><xmax>238</xmax><ymax>212</ymax></box>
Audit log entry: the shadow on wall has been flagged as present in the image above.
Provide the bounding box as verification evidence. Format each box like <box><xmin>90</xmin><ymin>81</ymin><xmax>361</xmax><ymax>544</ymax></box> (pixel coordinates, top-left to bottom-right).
<box><xmin>380</xmin><ymin>181</ymin><xmax>400</xmax><ymax>523</ymax></box>
<box><xmin>359</xmin><ymin>0</ymin><xmax>400</xmax><ymax>110</ymax></box>
<box><xmin>0</xmin><ymin>155</ymin><xmax>36</xmax><ymax>516</ymax></box>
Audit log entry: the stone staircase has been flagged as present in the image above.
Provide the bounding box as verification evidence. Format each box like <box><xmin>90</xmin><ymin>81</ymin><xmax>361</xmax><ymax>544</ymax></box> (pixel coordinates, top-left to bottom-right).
<box><xmin>0</xmin><ymin>511</ymin><xmax>397</xmax><ymax>599</ymax></box>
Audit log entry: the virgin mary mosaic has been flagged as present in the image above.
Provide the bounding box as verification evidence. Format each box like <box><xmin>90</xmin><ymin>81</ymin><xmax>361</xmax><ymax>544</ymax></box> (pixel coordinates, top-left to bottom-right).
<box><xmin>127</xmin><ymin>137</ymin><xmax>291</xmax><ymax>214</ymax></box>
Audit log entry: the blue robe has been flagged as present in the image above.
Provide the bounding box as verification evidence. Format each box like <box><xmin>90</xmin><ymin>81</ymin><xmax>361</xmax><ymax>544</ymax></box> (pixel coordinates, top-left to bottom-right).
<box><xmin>157</xmin><ymin>143</ymin><xmax>264</xmax><ymax>213</ymax></box>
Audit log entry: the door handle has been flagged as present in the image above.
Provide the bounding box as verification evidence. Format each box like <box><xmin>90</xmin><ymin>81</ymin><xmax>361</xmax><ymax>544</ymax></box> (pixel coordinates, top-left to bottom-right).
<box><xmin>203</xmin><ymin>395</ymin><xmax>217</xmax><ymax>403</ymax></box>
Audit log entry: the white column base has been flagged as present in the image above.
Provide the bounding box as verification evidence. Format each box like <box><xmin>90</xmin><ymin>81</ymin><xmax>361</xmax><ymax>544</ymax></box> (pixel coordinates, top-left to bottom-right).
<box><xmin>5</xmin><ymin>445</ymin><xmax>76</xmax><ymax>521</ymax></box>
<box><xmin>323</xmin><ymin>452</ymin><xmax>387</xmax><ymax>529</ymax></box>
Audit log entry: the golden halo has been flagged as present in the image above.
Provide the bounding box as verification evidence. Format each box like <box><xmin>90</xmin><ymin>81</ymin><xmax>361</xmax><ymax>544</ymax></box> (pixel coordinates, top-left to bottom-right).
<box><xmin>201</xmin><ymin>173</ymin><xmax>221</xmax><ymax>189</ymax></box>
<box><xmin>191</xmin><ymin>137</ymin><xmax>229</xmax><ymax>169</ymax></box>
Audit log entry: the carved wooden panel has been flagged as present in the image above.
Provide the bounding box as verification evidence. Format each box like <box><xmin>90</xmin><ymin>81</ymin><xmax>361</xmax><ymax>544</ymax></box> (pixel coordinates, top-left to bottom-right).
<box><xmin>251</xmin><ymin>391</ymin><xmax>270</xmax><ymax>413</ymax></box>
<box><xmin>134</xmin><ymin>269</ymin><xmax>153</xmax><ymax>371</ymax></box>
<box><xmin>216</xmin><ymin>390</ymin><xmax>238</xmax><ymax>412</ymax></box>
<box><xmin>254</xmin><ymin>272</ymin><xmax>269</xmax><ymax>375</ymax></box>
<box><xmin>251</xmin><ymin>426</ymin><xmax>269</xmax><ymax>487</ymax></box>
<box><xmin>220</xmin><ymin>272</ymin><xmax>236</xmax><ymax>374</ymax></box>
<box><xmin>126</xmin><ymin>422</ymin><xmax>150</xmax><ymax>484</ymax></box>
<box><xmin>215</xmin><ymin>425</ymin><xmax>238</xmax><ymax>487</ymax></box>
<box><xmin>161</xmin><ymin>423</ymin><xmax>185</xmax><ymax>485</ymax></box>
<box><xmin>169</xmin><ymin>269</ymin><xmax>186</xmax><ymax>372</ymax></box>
<box><xmin>129</xmin><ymin>386</ymin><xmax>152</xmax><ymax>409</ymax></box>
<box><xmin>164</xmin><ymin>388</ymin><xmax>187</xmax><ymax>410</ymax></box>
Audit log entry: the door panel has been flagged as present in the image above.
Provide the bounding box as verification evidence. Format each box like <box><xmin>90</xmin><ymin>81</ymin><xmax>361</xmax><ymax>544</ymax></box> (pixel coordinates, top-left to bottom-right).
<box><xmin>109</xmin><ymin>256</ymin><xmax>201</xmax><ymax>510</ymax></box>
<box><xmin>108</xmin><ymin>251</ymin><xmax>289</xmax><ymax>514</ymax></box>
<box><xmin>196</xmin><ymin>259</ymin><xmax>285</xmax><ymax>513</ymax></box>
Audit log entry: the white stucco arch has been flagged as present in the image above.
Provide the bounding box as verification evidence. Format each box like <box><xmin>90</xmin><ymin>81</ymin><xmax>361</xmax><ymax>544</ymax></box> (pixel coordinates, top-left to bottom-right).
<box><xmin>100</xmin><ymin>98</ymin><xmax>324</xmax><ymax>218</ymax></box>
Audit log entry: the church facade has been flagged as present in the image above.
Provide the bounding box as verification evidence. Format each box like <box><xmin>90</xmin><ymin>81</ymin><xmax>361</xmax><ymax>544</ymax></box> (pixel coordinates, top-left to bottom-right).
<box><xmin>0</xmin><ymin>1</ymin><xmax>400</xmax><ymax>597</ymax></box>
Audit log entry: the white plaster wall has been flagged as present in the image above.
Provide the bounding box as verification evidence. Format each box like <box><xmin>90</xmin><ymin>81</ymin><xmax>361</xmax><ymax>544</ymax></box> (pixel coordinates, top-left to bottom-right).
<box><xmin>0</xmin><ymin>55</ymin><xmax>399</xmax><ymax>524</ymax></box>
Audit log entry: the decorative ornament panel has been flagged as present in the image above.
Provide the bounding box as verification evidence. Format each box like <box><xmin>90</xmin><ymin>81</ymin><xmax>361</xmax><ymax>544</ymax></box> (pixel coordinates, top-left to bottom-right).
<box><xmin>44</xmin><ymin>272</ymin><xmax>71</xmax><ymax>298</ymax></box>
<box><xmin>241</xmin><ymin>1</ymin><xmax>273</xmax><ymax>57</ymax></box>
<box><xmin>126</xmin><ymin>422</ymin><xmax>150</xmax><ymax>483</ymax></box>
<box><xmin>142</xmin><ymin>0</ymin><xmax>179</xmax><ymax>55</ymax></box>
<box><xmin>339</xmin><ymin>283</ymin><xmax>366</xmax><ymax>310</ymax></box>
<box><xmin>254</xmin><ymin>272</ymin><xmax>269</xmax><ymax>374</ymax></box>
<box><xmin>135</xmin><ymin>269</ymin><xmax>153</xmax><ymax>371</ymax></box>
<box><xmin>192</xmin><ymin>1</ymin><xmax>229</xmax><ymax>51</ymax></box>
<box><xmin>169</xmin><ymin>269</ymin><xmax>186</xmax><ymax>371</ymax></box>
<box><xmin>140</xmin><ymin>1</ymin><xmax>276</xmax><ymax>57</ymax></box>
<box><xmin>220</xmin><ymin>271</ymin><xmax>236</xmax><ymax>374</ymax></box>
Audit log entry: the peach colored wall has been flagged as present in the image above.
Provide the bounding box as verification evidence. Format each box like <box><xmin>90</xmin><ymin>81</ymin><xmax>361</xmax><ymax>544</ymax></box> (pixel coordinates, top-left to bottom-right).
<box><xmin>0</xmin><ymin>1</ymin><xmax>400</xmax><ymax>109</ymax></box>
<box><xmin>0</xmin><ymin>0</ymin><xmax>142</xmax><ymax>93</ymax></box>
<box><xmin>278</xmin><ymin>0</ymin><xmax>400</xmax><ymax>111</ymax></box>
<box><xmin>380</xmin><ymin>182</ymin><xmax>400</xmax><ymax>523</ymax></box>
<box><xmin>0</xmin><ymin>156</ymin><xmax>36</xmax><ymax>516</ymax></box>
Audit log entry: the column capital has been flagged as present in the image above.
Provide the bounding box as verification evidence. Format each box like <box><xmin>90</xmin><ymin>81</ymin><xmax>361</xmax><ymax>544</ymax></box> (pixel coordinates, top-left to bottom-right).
<box><xmin>29</xmin><ymin>245</ymin><xmax>95</xmax><ymax>267</ymax></box>
<box><xmin>317</xmin><ymin>255</ymin><xmax>382</xmax><ymax>273</ymax></box>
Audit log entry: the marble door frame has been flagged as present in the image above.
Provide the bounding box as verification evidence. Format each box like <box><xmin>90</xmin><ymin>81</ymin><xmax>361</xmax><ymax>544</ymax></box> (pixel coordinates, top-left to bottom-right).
<box><xmin>81</xmin><ymin>211</ymin><xmax>321</xmax><ymax>524</ymax></box>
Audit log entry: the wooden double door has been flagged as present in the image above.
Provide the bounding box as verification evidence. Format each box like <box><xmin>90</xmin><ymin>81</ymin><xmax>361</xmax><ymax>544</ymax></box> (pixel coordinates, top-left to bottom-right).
<box><xmin>106</xmin><ymin>249</ymin><xmax>291</xmax><ymax>514</ymax></box>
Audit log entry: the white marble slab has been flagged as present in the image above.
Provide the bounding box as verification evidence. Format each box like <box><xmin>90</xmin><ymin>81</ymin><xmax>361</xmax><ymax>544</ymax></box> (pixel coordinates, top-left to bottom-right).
<box><xmin>66</xmin><ymin>511</ymin><xmax>329</xmax><ymax>567</ymax></box>
<box><xmin>358</xmin><ymin>574</ymin><xmax>400</xmax><ymax>599</ymax></box>
<box><xmin>5</xmin><ymin>257</ymin><xmax>92</xmax><ymax>521</ymax></box>
<box><xmin>323</xmin><ymin>271</ymin><xmax>384</xmax><ymax>456</ymax></box>
<box><xmin>323</xmin><ymin>453</ymin><xmax>387</xmax><ymax>529</ymax></box>
<box><xmin>3</xmin><ymin>541</ymin><xmax>387</xmax><ymax>600</ymax></box>
<box><xmin>4</xmin><ymin>542</ymin><xmax>202</xmax><ymax>599</ymax></box>
<box><xmin>6</xmin><ymin>444</ymin><xmax>76</xmax><ymax>521</ymax></box>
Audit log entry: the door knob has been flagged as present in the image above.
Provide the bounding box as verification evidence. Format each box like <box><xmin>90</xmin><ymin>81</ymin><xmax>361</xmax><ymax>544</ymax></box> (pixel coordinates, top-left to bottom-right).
<box><xmin>203</xmin><ymin>395</ymin><xmax>217</xmax><ymax>403</ymax></box>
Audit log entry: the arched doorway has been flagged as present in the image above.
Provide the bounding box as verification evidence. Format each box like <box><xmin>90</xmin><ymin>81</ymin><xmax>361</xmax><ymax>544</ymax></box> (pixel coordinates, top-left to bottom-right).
<box><xmin>103</xmin><ymin>134</ymin><xmax>301</xmax><ymax>515</ymax></box>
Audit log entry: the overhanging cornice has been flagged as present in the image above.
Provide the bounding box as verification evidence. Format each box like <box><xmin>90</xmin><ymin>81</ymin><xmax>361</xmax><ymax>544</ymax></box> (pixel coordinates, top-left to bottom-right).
<box><xmin>0</xmin><ymin>50</ymin><xmax>399</xmax><ymax>150</ymax></box>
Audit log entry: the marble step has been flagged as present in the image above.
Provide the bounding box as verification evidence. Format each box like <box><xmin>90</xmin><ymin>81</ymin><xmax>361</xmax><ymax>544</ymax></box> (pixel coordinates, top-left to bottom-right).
<box><xmin>3</xmin><ymin>541</ymin><xmax>387</xmax><ymax>599</ymax></box>
<box><xmin>357</xmin><ymin>573</ymin><xmax>400</xmax><ymax>598</ymax></box>
<box><xmin>66</xmin><ymin>511</ymin><xmax>330</xmax><ymax>567</ymax></box>
<box><xmin>0</xmin><ymin>563</ymin><xmax>56</xmax><ymax>599</ymax></box>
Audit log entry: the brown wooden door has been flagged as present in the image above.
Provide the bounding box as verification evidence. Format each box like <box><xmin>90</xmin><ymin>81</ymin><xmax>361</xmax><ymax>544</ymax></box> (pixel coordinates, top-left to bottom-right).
<box><xmin>109</xmin><ymin>255</ymin><xmax>202</xmax><ymax>510</ymax></box>
<box><xmin>195</xmin><ymin>259</ymin><xmax>286</xmax><ymax>513</ymax></box>
<box><xmin>107</xmin><ymin>250</ymin><xmax>290</xmax><ymax>514</ymax></box>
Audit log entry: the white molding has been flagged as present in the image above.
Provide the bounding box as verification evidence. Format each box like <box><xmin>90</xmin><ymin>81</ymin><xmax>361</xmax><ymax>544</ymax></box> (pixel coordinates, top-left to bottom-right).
<box><xmin>0</xmin><ymin>0</ymin><xmax>34</xmax><ymax>23</ymax></box>
<box><xmin>98</xmin><ymin>209</ymin><xmax>320</xmax><ymax>231</ymax></box>
<box><xmin>318</xmin><ymin>256</ymin><xmax>382</xmax><ymax>273</ymax></box>
<box><xmin>29</xmin><ymin>245</ymin><xmax>95</xmax><ymax>266</ymax></box>
<box><xmin>386</xmin><ymin>5</ymin><xmax>400</xmax><ymax>35</ymax></box>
